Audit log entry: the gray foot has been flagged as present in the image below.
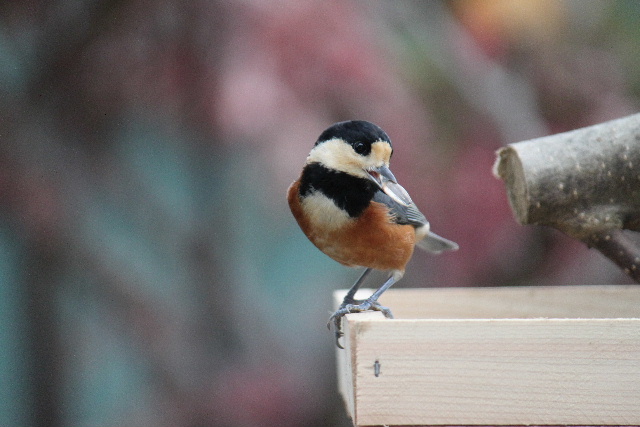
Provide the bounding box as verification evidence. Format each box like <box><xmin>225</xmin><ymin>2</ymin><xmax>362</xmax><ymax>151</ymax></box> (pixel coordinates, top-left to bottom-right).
<box><xmin>327</xmin><ymin>300</ymin><xmax>393</xmax><ymax>349</ymax></box>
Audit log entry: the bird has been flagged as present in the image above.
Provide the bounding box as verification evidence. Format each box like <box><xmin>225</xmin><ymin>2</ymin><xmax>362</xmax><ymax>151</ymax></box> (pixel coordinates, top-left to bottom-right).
<box><xmin>287</xmin><ymin>120</ymin><xmax>458</xmax><ymax>347</ymax></box>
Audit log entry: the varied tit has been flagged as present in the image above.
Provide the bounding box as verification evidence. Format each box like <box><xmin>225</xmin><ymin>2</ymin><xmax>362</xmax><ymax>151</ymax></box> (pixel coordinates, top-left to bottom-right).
<box><xmin>287</xmin><ymin>120</ymin><xmax>458</xmax><ymax>348</ymax></box>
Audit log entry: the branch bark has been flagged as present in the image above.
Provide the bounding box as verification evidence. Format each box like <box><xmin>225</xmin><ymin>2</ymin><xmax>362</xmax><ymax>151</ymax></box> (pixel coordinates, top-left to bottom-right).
<box><xmin>494</xmin><ymin>113</ymin><xmax>640</xmax><ymax>282</ymax></box>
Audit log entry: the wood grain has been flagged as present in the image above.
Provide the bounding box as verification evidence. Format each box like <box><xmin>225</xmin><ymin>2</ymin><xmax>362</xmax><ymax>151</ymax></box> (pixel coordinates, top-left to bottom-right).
<box><xmin>334</xmin><ymin>286</ymin><xmax>640</xmax><ymax>426</ymax></box>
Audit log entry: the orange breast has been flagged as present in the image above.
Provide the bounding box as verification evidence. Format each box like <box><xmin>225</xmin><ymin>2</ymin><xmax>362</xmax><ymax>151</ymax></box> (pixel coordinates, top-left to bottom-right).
<box><xmin>287</xmin><ymin>180</ymin><xmax>416</xmax><ymax>272</ymax></box>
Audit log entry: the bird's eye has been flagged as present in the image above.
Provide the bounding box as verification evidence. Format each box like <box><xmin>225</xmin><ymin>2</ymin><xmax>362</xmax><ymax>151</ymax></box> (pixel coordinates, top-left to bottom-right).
<box><xmin>353</xmin><ymin>142</ymin><xmax>368</xmax><ymax>155</ymax></box>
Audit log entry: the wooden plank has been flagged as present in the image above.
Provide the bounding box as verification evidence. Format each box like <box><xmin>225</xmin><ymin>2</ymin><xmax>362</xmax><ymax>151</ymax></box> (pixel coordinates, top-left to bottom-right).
<box><xmin>335</xmin><ymin>285</ymin><xmax>640</xmax><ymax>320</ymax></box>
<box><xmin>334</xmin><ymin>286</ymin><xmax>640</xmax><ymax>426</ymax></box>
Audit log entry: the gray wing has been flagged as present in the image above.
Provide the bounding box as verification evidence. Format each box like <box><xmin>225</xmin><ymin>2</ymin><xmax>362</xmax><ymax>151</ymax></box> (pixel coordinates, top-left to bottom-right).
<box><xmin>372</xmin><ymin>182</ymin><xmax>427</xmax><ymax>228</ymax></box>
<box><xmin>373</xmin><ymin>181</ymin><xmax>459</xmax><ymax>253</ymax></box>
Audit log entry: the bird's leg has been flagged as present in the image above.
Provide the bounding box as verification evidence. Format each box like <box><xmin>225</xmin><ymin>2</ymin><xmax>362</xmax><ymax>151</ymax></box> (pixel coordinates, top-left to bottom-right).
<box><xmin>340</xmin><ymin>267</ymin><xmax>372</xmax><ymax>307</ymax></box>
<box><xmin>328</xmin><ymin>272</ymin><xmax>397</xmax><ymax>349</ymax></box>
<box><xmin>327</xmin><ymin>268</ymin><xmax>371</xmax><ymax>347</ymax></box>
<box><xmin>365</xmin><ymin>272</ymin><xmax>398</xmax><ymax>303</ymax></box>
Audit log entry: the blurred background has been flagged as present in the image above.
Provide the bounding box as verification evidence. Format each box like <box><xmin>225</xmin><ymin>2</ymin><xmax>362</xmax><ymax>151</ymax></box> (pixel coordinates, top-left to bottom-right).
<box><xmin>1</xmin><ymin>0</ymin><xmax>639</xmax><ymax>426</ymax></box>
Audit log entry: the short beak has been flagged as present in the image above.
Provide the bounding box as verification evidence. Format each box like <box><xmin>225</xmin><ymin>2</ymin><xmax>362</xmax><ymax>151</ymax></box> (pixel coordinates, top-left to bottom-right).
<box><xmin>367</xmin><ymin>166</ymin><xmax>412</xmax><ymax>206</ymax></box>
<box><xmin>366</xmin><ymin>165</ymin><xmax>397</xmax><ymax>187</ymax></box>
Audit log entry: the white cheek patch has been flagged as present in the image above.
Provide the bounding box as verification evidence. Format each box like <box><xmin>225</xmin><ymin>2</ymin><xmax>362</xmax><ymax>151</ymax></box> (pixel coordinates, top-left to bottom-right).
<box><xmin>307</xmin><ymin>138</ymin><xmax>394</xmax><ymax>177</ymax></box>
<box><xmin>307</xmin><ymin>139</ymin><xmax>368</xmax><ymax>178</ymax></box>
<box><xmin>301</xmin><ymin>191</ymin><xmax>353</xmax><ymax>230</ymax></box>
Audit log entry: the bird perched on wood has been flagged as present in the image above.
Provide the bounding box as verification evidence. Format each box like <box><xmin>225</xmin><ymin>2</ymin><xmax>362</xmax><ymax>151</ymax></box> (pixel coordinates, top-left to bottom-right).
<box><xmin>287</xmin><ymin>120</ymin><xmax>458</xmax><ymax>347</ymax></box>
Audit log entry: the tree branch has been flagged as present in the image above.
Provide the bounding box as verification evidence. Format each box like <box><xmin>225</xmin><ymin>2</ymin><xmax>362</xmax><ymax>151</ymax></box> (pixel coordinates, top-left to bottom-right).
<box><xmin>587</xmin><ymin>230</ymin><xmax>640</xmax><ymax>282</ymax></box>
<box><xmin>494</xmin><ymin>113</ymin><xmax>640</xmax><ymax>282</ymax></box>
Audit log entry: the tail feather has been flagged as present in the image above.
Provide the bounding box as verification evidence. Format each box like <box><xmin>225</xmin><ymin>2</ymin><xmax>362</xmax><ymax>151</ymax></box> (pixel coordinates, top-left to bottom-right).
<box><xmin>416</xmin><ymin>232</ymin><xmax>459</xmax><ymax>254</ymax></box>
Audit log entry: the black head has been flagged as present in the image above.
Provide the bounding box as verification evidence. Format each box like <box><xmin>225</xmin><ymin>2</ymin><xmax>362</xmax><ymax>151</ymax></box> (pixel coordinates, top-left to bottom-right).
<box><xmin>315</xmin><ymin>120</ymin><xmax>392</xmax><ymax>156</ymax></box>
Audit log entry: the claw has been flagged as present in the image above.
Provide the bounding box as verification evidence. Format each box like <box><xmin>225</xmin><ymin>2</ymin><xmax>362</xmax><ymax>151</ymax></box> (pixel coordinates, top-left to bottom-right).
<box><xmin>334</xmin><ymin>329</ymin><xmax>344</xmax><ymax>349</ymax></box>
<box><xmin>327</xmin><ymin>311</ymin><xmax>346</xmax><ymax>348</ymax></box>
<box><xmin>327</xmin><ymin>300</ymin><xmax>394</xmax><ymax>349</ymax></box>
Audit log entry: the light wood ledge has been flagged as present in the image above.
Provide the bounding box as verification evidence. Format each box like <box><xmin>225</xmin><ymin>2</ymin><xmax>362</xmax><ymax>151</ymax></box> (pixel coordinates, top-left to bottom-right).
<box><xmin>334</xmin><ymin>285</ymin><xmax>640</xmax><ymax>426</ymax></box>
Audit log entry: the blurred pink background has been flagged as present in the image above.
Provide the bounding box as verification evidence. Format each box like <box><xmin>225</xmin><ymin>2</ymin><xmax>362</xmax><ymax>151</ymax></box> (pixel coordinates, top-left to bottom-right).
<box><xmin>0</xmin><ymin>1</ymin><xmax>638</xmax><ymax>426</ymax></box>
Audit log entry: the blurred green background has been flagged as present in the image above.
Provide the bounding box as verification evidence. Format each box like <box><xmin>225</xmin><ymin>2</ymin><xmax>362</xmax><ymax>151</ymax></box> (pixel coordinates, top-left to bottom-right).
<box><xmin>1</xmin><ymin>1</ymin><xmax>638</xmax><ymax>426</ymax></box>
